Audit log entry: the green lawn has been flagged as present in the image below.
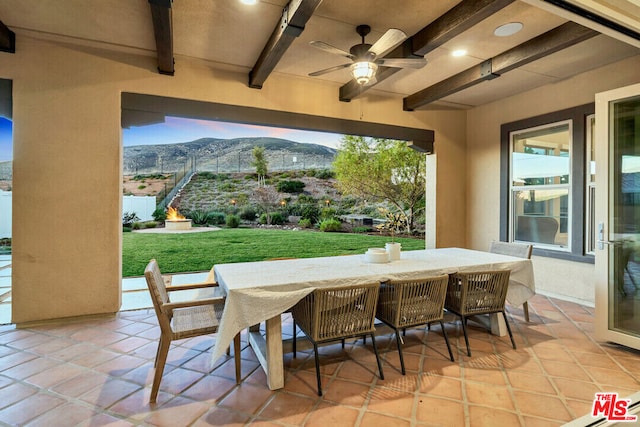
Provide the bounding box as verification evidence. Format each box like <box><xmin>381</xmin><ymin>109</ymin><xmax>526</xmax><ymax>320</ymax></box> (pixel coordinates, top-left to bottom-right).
<box><xmin>122</xmin><ymin>228</ymin><xmax>425</xmax><ymax>277</ymax></box>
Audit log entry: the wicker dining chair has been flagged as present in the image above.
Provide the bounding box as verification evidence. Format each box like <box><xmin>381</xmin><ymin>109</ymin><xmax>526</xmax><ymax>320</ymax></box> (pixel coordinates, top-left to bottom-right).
<box><xmin>290</xmin><ymin>282</ymin><xmax>384</xmax><ymax>396</ymax></box>
<box><xmin>489</xmin><ymin>240</ymin><xmax>533</xmax><ymax>322</ymax></box>
<box><xmin>445</xmin><ymin>270</ymin><xmax>516</xmax><ymax>357</ymax></box>
<box><xmin>375</xmin><ymin>274</ymin><xmax>454</xmax><ymax>375</ymax></box>
<box><xmin>144</xmin><ymin>259</ymin><xmax>241</xmax><ymax>403</ymax></box>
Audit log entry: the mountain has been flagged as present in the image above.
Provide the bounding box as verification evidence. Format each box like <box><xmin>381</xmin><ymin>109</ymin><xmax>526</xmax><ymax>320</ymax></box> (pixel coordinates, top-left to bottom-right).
<box><xmin>123</xmin><ymin>137</ymin><xmax>337</xmax><ymax>175</ymax></box>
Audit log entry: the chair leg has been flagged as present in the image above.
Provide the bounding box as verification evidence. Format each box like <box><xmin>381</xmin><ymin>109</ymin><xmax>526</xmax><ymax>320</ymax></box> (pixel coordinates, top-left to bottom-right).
<box><xmin>233</xmin><ymin>333</ymin><xmax>241</xmax><ymax>384</ymax></box>
<box><xmin>460</xmin><ymin>316</ymin><xmax>471</xmax><ymax>357</ymax></box>
<box><xmin>439</xmin><ymin>321</ymin><xmax>455</xmax><ymax>362</ymax></box>
<box><xmin>341</xmin><ymin>338</ymin><xmax>345</xmax><ymax>349</ymax></box>
<box><xmin>292</xmin><ymin>322</ymin><xmax>297</xmax><ymax>358</ymax></box>
<box><xmin>313</xmin><ymin>342</ymin><xmax>322</xmax><ymax>396</ymax></box>
<box><xmin>523</xmin><ymin>301</ymin><xmax>530</xmax><ymax>322</ymax></box>
<box><xmin>502</xmin><ymin>311</ymin><xmax>517</xmax><ymax>350</ymax></box>
<box><xmin>369</xmin><ymin>333</ymin><xmax>384</xmax><ymax>380</ymax></box>
<box><xmin>150</xmin><ymin>337</ymin><xmax>171</xmax><ymax>403</ymax></box>
<box><xmin>394</xmin><ymin>329</ymin><xmax>406</xmax><ymax>375</ymax></box>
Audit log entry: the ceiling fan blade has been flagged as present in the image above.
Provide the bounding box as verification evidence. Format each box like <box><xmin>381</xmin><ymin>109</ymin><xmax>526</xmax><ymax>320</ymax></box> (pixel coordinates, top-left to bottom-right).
<box><xmin>308</xmin><ymin>63</ymin><xmax>352</xmax><ymax>77</ymax></box>
<box><xmin>376</xmin><ymin>57</ymin><xmax>427</xmax><ymax>69</ymax></box>
<box><xmin>368</xmin><ymin>28</ymin><xmax>407</xmax><ymax>59</ymax></box>
<box><xmin>309</xmin><ymin>41</ymin><xmax>354</xmax><ymax>60</ymax></box>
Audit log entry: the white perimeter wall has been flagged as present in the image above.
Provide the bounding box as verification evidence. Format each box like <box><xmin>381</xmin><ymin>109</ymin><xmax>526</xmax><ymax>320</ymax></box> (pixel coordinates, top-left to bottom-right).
<box><xmin>0</xmin><ymin>191</ymin><xmax>10</xmax><ymax>238</ymax></box>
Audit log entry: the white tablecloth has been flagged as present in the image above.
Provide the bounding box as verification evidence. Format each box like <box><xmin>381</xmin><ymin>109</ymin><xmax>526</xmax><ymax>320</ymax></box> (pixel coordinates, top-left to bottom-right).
<box><xmin>210</xmin><ymin>248</ymin><xmax>535</xmax><ymax>364</ymax></box>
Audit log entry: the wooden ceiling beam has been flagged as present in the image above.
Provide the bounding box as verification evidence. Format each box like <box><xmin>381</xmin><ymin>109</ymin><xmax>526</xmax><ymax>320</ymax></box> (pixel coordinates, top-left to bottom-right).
<box><xmin>148</xmin><ymin>0</ymin><xmax>174</xmax><ymax>75</ymax></box>
<box><xmin>403</xmin><ymin>22</ymin><xmax>598</xmax><ymax>111</ymax></box>
<box><xmin>339</xmin><ymin>0</ymin><xmax>515</xmax><ymax>102</ymax></box>
<box><xmin>0</xmin><ymin>20</ymin><xmax>15</xmax><ymax>53</ymax></box>
<box><xmin>249</xmin><ymin>0</ymin><xmax>322</xmax><ymax>89</ymax></box>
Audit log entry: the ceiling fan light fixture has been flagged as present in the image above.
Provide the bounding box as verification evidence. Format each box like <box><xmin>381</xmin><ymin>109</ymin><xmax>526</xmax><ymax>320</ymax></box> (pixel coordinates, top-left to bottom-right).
<box><xmin>239</xmin><ymin>0</ymin><xmax>258</xmax><ymax>5</ymax></box>
<box><xmin>351</xmin><ymin>61</ymin><xmax>377</xmax><ymax>85</ymax></box>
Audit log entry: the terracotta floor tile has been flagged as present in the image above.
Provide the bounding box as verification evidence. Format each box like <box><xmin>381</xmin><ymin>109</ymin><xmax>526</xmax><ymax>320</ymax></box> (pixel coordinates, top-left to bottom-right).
<box><xmin>0</xmin><ymin>392</ymin><xmax>66</xmax><ymax>425</ymax></box>
<box><xmin>418</xmin><ymin>375</ymin><xmax>462</xmax><ymax>399</ymax></box>
<box><xmin>24</xmin><ymin>363</ymin><xmax>86</xmax><ymax>389</ymax></box>
<box><xmin>79</xmin><ymin>378</ymin><xmax>142</xmax><ymax>409</ymax></box>
<box><xmin>321</xmin><ymin>378</ymin><xmax>371</xmax><ymax>407</ymax></box>
<box><xmin>1</xmin><ymin>356</ymin><xmax>61</xmax><ymax>380</ymax></box>
<box><xmin>219</xmin><ymin>383</ymin><xmax>274</xmax><ymax>415</ymax></box>
<box><xmin>539</xmin><ymin>359</ymin><xmax>592</xmax><ymax>382</ymax></box>
<box><xmin>0</xmin><ymin>381</ymin><xmax>38</xmax><ymax>410</ymax></box>
<box><xmin>466</xmin><ymin>381</ymin><xmax>516</xmax><ymax>411</ymax></box>
<box><xmin>586</xmin><ymin>366</ymin><xmax>640</xmax><ymax>389</ymax></box>
<box><xmin>50</xmin><ymin>370</ymin><xmax>110</xmax><ymax>398</ymax></box>
<box><xmin>361</xmin><ymin>411</ymin><xmax>411</xmax><ymax>427</ymax></box>
<box><xmin>512</xmin><ymin>390</ymin><xmax>573</xmax><ymax>422</ymax></box>
<box><xmin>415</xmin><ymin>395</ymin><xmax>465</xmax><ymax>425</ymax></box>
<box><xmin>258</xmin><ymin>391</ymin><xmax>317</xmax><ymax>425</ymax></box>
<box><xmin>180</xmin><ymin>374</ymin><xmax>239</xmax><ymax>403</ymax></box>
<box><xmin>552</xmin><ymin>377</ymin><xmax>601</xmax><ymax>401</ymax></box>
<box><xmin>303</xmin><ymin>402</ymin><xmax>360</xmax><ymax>427</ymax></box>
<box><xmin>366</xmin><ymin>389</ymin><xmax>415</xmax><ymax>418</ymax></box>
<box><xmin>193</xmin><ymin>406</ymin><xmax>250</xmax><ymax>426</ymax></box>
<box><xmin>144</xmin><ymin>396</ymin><xmax>211</xmax><ymax>427</ymax></box>
<box><xmin>24</xmin><ymin>402</ymin><xmax>97</xmax><ymax>427</ymax></box>
<box><xmin>463</xmin><ymin>366</ymin><xmax>507</xmax><ymax>386</ymax></box>
<box><xmin>507</xmin><ymin>370</ymin><xmax>556</xmax><ymax>394</ymax></box>
<box><xmin>468</xmin><ymin>405</ymin><xmax>521</xmax><ymax>427</ymax></box>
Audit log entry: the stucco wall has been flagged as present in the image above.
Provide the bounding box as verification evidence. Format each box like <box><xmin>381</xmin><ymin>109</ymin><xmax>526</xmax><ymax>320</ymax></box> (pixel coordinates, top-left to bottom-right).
<box><xmin>466</xmin><ymin>55</ymin><xmax>640</xmax><ymax>305</ymax></box>
<box><xmin>1</xmin><ymin>33</ymin><xmax>466</xmax><ymax>324</ymax></box>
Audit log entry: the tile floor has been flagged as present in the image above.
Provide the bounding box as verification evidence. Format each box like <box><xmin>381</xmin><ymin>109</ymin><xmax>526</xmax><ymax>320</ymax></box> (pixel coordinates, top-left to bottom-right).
<box><xmin>1</xmin><ymin>293</ymin><xmax>640</xmax><ymax>426</ymax></box>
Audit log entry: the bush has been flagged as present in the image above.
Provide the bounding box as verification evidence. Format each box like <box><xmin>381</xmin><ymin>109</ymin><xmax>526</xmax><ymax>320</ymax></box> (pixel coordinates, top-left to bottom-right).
<box><xmin>298</xmin><ymin>218</ymin><xmax>313</xmax><ymax>228</ymax></box>
<box><xmin>187</xmin><ymin>209</ymin><xmax>210</xmax><ymax>225</ymax></box>
<box><xmin>259</xmin><ymin>212</ymin><xmax>285</xmax><ymax>225</ymax></box>
<box><xmin>299</xmin><ymin>204</ymin><xmax>321</xmax><ymax>223</ymax></box>
<box><xmin>352</xmin><ymin>226</ymin><xmax>372</xmax><ymax>233</ymax></box>
<box><xmin>122</xmin><ymin>212</ymin><xmax>140</xmax><ymax>228</ymax></box>
<box><xmin>152</xmin><ymin>207</ymin><xmax>167</xmax><ymax>222</ymax></box>
<box><xmin>316</xmin><ymin>169</ymin><xmax>335</xmax><ymax>179</ymax></box>
<box><xmin>276</xmin><ymin>180</ymin><xmax>305</xmax><ymax>193</ymax></box>
<box><xmin>319</xmin><ymin>218</ymin><xmax>342</xmax><ymax>232</ymax></box>
<box><xmin>144</xmin><ymin>221</ymin><xmax>158</xmax><ymax>229</ymax></box>
<box><xmin>320</xmin><ymin>207</ymin><xmax>337</xmax><ymax>220</ymax></box>
<box><xmin>239</xmin><ymin>207</ymin><xmax>257</xmax><ymax>221</ymax></box>
<box><xmin>206</xmin><ymin>211</ymin><xmax>226</xmax><ymax>225</ymax></box>
<box><xmin>225</xmin><ymin>214</ymin><xmax>240</xmax><ymax>228</ymax></box>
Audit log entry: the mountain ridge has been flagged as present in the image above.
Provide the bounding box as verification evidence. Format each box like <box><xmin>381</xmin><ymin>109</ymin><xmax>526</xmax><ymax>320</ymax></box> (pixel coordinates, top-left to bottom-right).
<box><xmin>123</xmin><ymin>137</ymin><xmax>337</xmax><ymax>175</ymax></box>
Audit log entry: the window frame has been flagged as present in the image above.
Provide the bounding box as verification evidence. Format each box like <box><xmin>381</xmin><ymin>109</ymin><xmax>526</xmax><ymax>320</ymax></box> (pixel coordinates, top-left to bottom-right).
<box><xmin>500</xmin><ymin>103</ymin><xmax>594</xmax><ymax>263</ymax></box>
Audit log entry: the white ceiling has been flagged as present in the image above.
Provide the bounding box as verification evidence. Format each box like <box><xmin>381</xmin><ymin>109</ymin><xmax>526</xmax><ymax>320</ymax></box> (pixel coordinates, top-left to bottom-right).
<box><xmin>1</xmin><ymin>0</ymin><xmax>638</xmax><ymax>109</ymax></box>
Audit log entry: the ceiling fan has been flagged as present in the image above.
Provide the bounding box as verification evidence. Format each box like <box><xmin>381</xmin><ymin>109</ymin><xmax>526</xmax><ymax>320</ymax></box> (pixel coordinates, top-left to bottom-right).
<box><xmin>308</xmin><ymin>24</ymin><xmax>427</xmax><ymax>85</ymax></box>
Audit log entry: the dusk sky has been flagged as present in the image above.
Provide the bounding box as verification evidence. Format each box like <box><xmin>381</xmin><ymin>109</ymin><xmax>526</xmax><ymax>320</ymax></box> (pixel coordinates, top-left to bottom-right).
<box><xmin>0</xmin><ymin>116</ymin><xmax>346</xmax><ymax>162</ymax></box>
<box><xmin>0</xmin><ymin>118</ymin><xmax>11</xmax><ymax>162</ymax></box>
<box><xmin>123</xmin><ymin>116</ymin><xmax>344</xmax><ymax>149</ymax></box>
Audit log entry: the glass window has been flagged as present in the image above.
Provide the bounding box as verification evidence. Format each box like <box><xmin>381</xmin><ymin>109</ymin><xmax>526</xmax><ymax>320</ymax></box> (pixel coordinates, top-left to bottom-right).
<box><xmin>510</xmin><ymin>121</ymin><xmax>571</xmax><ymax>249</ymax></box>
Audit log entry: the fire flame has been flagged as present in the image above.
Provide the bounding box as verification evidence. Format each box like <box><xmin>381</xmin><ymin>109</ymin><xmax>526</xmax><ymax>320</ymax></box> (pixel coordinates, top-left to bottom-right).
<box><xmin>166</xmin><ymin>206</ymin><xmax>185</xmax><ymax>221</ymax></box>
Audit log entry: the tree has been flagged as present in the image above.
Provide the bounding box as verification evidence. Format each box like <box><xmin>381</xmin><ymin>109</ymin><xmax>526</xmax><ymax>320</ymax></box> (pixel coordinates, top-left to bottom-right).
<box><xmin>251</xmin><ymin>146</ymin><xmax>268</xmax><ymax>182</ymax></box>
<box><xmin>332</xmin><ymin>136</ymin><xmax>426</xmax><ymax>232</ymax></box>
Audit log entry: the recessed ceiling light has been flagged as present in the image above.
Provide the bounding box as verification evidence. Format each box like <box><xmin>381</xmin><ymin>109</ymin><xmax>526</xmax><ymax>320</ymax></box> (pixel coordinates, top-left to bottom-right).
<box><xmin>452</xmin><ymin>49</ymin><xmax>467</xmax><ymax>57</ymax></box>
<box><xmin>240</xmin><ymin>0</ymin><xmax>257</xmax><ymax>5</ymax></box>
<box><xmin>494</xmin><ymin>22</ymin><xmax>523</xmax><ymax>37</ymax></box>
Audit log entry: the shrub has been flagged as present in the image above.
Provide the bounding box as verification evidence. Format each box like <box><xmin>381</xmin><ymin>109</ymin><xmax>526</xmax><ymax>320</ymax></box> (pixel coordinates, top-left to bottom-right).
<box><xmin>316</xmin><ymin>169</ymin><xmax>335</xmax><ymax>179</ymax></box>
<box><xmin>299</xmin><ymin>204</ymin><xmax>320</xmax><ymax>223</ymax></box>
<box><xmin>320</xmin><ymin>207</ymin><xmax>337</xmax><ymax>220</ymax></box>
<box><xmin>239</xmin><ymin>207</ymin><xmax>257</xmax><ymax>221</ymax></box>
<box><xmin>144</xmin><ymin>221</ymin><xmax>158</xmax><ymax>229</ymax></box>
<box><xmin>259</xmin><ymin>212</ymin><xmax>285</xmax><ymax>225</ymax></box>
<box><xmin>319</xmin><ymin>218</ymin><xmax>342</xmax><ymax>232</ymax></box>
<box><xmin>225</xmin><ymin>214</ymin><xmax>240</xmax><ymax>228</ymax></box>
<box><xmin>298</xmin><ymin>218</ymin><xmax>313</xmax><ymax>229</ymax></box>
<box><xmin>137</xmin><ymin>185</ymin><xmax>146</xmax><ymax>190</ymax></box>
<box><xmin>206</xmin><ymin>211</ymin><xmax>226</xmax><ymax>225</ymax></box>
<box><xmin>187</xmin><ymin>209</ymin><xmax>210</xmax><ymax>225</ymax></box>
<box><xmin>152</xmin><ymin>207</ymin><xmax>167</xmax><ymax>222</ymax></box>
<box><xmin>122</xmin><ymin>211</ymin><xmax>140</xmax><ymax>228</ymax></box>
<box><xmin>276</xmin><ymin>180</ymin><xmax>305</xmax><ymax>193</ymax></box>
<box><xmin>132</xmin><ymin>222</ymin><xmax>143</xmax><ymax>230</ymax></box>
<box><xmin>198</xmin><ymin>171</ymin><xmax>216</xmax><ymax>179</ymax></box>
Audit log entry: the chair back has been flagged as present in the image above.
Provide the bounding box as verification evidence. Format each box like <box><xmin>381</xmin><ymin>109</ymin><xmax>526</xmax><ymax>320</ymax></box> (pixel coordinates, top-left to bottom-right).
<box><xmin>489</xmin><ymin>241</ymin><xmax>532</xmax><ymax>259</ymax></box>
<box><xmin>446</xmin><ymin>270</ymin><xmax>511</xmax><ymax>316</ymax></box>
<box><xmin>377</xmin><ymin>274</ymin><xmax>449</xmax><ymax>328</ymax></box>
<box><xmin>292</xmin><ymin>282</ymin><xmax>380</xmax><ymax>342</ymax></box>
<box><xmin>144</xmin><ymin>259</ymin><xmax>173</xmax><ymax>334</ymax></box>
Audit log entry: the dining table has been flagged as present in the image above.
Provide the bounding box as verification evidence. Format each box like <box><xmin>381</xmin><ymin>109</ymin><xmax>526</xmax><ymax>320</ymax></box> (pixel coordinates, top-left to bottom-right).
<box><xmin>210</xmin><ymin>247</ymin><xmax>535</xmax><ymax>390</ymax></box>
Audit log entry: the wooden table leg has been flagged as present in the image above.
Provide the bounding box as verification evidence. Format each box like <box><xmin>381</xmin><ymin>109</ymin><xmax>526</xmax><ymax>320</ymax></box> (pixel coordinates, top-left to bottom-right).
<box><xmin>247</xmin><ymin>314</ymin><xmax>284</xmax><ymax>390</ymax></box>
